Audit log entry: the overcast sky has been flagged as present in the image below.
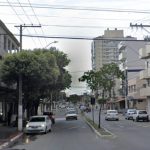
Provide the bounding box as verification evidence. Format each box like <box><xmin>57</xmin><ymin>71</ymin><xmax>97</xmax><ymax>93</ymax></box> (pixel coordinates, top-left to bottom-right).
<box><xmin>0</xmin><ymin>0</ymin><xmax>150</xmax><ymax>95</ymax></box>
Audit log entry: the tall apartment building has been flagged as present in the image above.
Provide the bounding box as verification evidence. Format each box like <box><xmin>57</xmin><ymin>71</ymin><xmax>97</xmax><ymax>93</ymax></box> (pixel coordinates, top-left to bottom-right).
<box><xmin>91</xmin><ymin>28</ymin><xmax>124</xmax><ymax>71</ymax></box>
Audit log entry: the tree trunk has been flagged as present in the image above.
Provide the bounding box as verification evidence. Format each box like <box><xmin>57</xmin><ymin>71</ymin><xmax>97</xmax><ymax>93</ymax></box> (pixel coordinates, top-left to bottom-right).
<box><xmin>98</xmin><ymin>104</ymin><xmax>102</xmax><ymax>128</ymax></box>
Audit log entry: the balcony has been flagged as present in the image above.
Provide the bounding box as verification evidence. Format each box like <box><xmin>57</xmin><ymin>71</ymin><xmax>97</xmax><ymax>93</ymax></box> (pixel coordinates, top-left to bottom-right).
<box><xmin>139</xmin><ymin>69</ymin><xmax>150</xmax><ymax>79</ymax></box>
<box><xmin>139</xmin><ymin>44</ymin><xmax>150</xmax><ymax>59</ymax></box>
<box><xmin>140</xmin><ymin>86</ymin><xmax>150</xmax><ymax>97</ymax></box>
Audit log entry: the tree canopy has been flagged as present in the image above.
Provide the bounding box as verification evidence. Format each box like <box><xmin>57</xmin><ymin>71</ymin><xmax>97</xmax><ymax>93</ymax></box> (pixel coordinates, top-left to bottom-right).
<box><xmin>0</xmin><ymin>49</ymin><xmax>72</xmax><ymax>116</ymax></box>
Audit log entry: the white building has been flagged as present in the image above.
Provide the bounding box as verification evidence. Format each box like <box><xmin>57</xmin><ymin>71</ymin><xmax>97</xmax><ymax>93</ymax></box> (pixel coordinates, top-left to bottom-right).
<box><xmin>139</xmin><ymin>42</ymin><xmax>150</xmax><ymax>116</ymax></box>
<box><xmin>0</xmin><ymin>20</ymin><xmax>19</xmax><ymax>57</ymax></box>
<box><xmin>0</xmin><ymin>20</ymin><xmax>19</xmax><ymax>122</ymax></box>
<box><xmin>118</xmin><ymin>37</ymin><xmax>147</xmax><ymax>109</ymax></box>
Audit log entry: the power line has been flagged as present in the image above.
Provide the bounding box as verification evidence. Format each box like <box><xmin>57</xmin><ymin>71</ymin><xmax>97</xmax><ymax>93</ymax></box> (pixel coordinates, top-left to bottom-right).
<box><xmin>4</xmin><ymin>22</ymin><xmax>129</xmax><ymax>29</ymax></box>
<box><xmin>17</xmin><ymin>0</ymin><xmax>43</xmax><ymax>47</ymax></box>
<box><xmin>1</xmin><ymin>2</ymin><xmax>150</xmax><ymax>14</ymax></box>
<box><xmin>14</xmin><ymin>34</ymin><xmax>149</xmax><ymax>41</ymax></box>
<box><xmin>0</xmin><ymin>12</ymin><xmax>139</xmax><ymax>22</ymax></box>
<box><xmin>27</xmin><ymin>0</ymin><xmax>48</xmax><ymax>46</ymax></box>
<box><xmin>6</xmin><ymin>0</ymin><xmax>37</xmax><ymax>48</ymax></box>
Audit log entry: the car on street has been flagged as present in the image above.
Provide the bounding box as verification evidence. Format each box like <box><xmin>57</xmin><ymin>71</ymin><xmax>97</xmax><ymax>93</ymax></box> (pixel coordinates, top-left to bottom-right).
<box><xmin>25</xmin><ymin>115</ymin><xmax>52</xmax><ymax>134</ymax></box>
<box><xmin>105</xmin><ymin>110</ymin><xmax>119</xmax><ymax>121</ymax></box>
<box><xmin>66</xmin><ymin>106</ymin><xmax>76</xmax><ymax>112</ymax></box>
<box><xmin>66</xmin><ymin>110</ymin><xmax>78</xmax><ymax>120</ymax></box>
<box><xmin>125</xmin><ymin>109</ymin><xmax>136</xmax><ymax>120</ymax></box>
<box><xmin>132</xmin><ymin>110</ymin><xmax>149</xmax><ymax>122</ymax></box>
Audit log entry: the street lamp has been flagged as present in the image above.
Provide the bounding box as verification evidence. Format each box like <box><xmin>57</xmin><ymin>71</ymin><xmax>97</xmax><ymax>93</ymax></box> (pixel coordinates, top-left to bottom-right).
<box><xmin>44</xmin><ymin>41</ymin><xmax>58</xmax><ymax>49</ymax></box>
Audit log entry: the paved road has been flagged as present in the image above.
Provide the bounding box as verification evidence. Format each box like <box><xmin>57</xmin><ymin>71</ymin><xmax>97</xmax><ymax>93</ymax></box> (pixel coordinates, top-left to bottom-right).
<box><xmin>86</xmin><ymin>110</ymin><xmax>150</xmax><ymax>149</ymax></box>
<box><xmin>9</xmin><ymin>116</ymin><xmax>113</xmax><ymax>150</ymax></box>
<box><xmin>8</xmin><ymin>110</ymin><xmax>150</xmax><ymax>150</ymax></box>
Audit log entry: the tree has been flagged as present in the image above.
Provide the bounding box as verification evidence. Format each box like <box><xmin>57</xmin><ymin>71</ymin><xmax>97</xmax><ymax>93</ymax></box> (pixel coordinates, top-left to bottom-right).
<box><xmin>0</xmin><ymin>49</ymin><xmax>72</xmax><ymax>119</ymax></box>
<box><xmin>79</xmin><ymin>63</ymin><xmax>124</xmax><ymax>128</ymax></box>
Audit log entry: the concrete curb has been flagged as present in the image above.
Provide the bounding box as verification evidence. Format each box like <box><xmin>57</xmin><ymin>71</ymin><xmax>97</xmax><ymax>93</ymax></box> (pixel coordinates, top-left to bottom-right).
<box><xmin>0</xmin><ymin>132</ymin><xmax>23</xmax><ymax>150</ymax></box>
<box><xmin>82</xmin><ymin>115</ymin><xmax>116</xmax><ymax>138</ymax></box>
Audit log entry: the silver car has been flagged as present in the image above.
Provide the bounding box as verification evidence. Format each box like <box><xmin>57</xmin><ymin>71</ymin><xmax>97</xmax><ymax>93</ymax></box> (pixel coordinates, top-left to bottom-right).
<box><xmin>105</xmin><ymin>110</ymin><xmax>119</xmax><ymax>121</ymax></box>
<box><xmin>132</xmin><ymin>110</ymin><xmax>149</xmax><ymax>122</ymax></box>
<box><xmin>25</xmin><ymin>115</ymin><xmax>52</xmax><ymax>134</ymax></box>
<box><xmin>125</xmin><ymin>109</ymin><xmax>136</xmax><ymax>120</ymax></box>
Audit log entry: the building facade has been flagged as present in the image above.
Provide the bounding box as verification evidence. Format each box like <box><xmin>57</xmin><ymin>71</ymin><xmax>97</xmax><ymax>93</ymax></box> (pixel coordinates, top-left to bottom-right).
<box><xmin>91</xmin><ymin>28</ymin><xmax>124</xmax><ymax>71</ymax></box>
<box><xmin>118</xmin><ymin>38</ymin><xmax>147</xmax><ymax>109</ymax></box>
<box><xmin>0</xmin><ymin>20</ymin><xmax>19</xmax><ymax>123</ymax></box>
<box><xmin>139</xmin><ymin>43</ymin><xmax>150</xmax><ymax>117</ymax></box>
<box><xmin>0</xmin><ymin>20</ymin><xmax>19</xmax><ymax>57</ymax></box>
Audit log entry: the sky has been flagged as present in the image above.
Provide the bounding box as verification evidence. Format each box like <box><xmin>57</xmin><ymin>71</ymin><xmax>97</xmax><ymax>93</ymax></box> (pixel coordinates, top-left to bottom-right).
<box><xmin>0</xmin><ymin>0</ymin><xmax>150</xmax><ymax>95</ymax></box>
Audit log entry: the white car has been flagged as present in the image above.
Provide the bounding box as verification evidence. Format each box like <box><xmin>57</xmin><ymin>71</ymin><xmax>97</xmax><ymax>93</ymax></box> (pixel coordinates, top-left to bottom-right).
<box><xmin>125</xmin><ymin>109</ymin><xmax>136</xmax><ymax>120</ymax></box>
<box><xmin>132</xmin><ymin>110</ymin><xmax>149</xmax><ymax>122</ymax></box>
<box><xmin>105</xmin><ymin>110</ymin><xmax>119</xmax><ymax>121</ymax></box>
<box><xmin>66</xmin><ymin>111</ymin><xmax>78</xmax><ymax>120</ymax></box>
<box><xmin>25</xmin><ymin>115</ymin><xmax>52</xmax><ymax>134</ymax></box>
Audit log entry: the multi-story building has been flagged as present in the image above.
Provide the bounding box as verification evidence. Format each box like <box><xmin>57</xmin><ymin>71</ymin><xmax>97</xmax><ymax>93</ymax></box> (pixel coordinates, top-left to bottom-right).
<box><xmin>91</xmin><ymin>28</ymin><xmax>124</xmax><ymax>71</ymax></box>
<box><xmin>139</xmin><ymin>43</ymin><xmax>150</xmax><ymax>116</ymax></box>
<box><xmin>91</xmin><ymin>28</ymin><xmax>124</xmax><ymax>109</ymax></box>
<box><xmin>128</xmin><ymin>77</ymin><xmax>147</xmax><ymax>110</ymax></box>
<box><xmin>118</xmin><ymin>37</ymin><xmax>147</xmax><ymax>110</ymax></box>
<box><xmin>0</xmin><ymin>20</ymin><xmax>19</xmax><ymax>123</ymax></box>
<box><xmin>0</xmin><ymin>20</ymin><xmax>19</xmax><ymax>57</ymax></box>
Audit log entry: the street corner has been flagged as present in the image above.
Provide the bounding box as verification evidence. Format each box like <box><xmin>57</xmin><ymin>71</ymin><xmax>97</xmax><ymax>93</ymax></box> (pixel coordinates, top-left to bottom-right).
<box><xmin>0</xmin><ymin>132</ymin><xmax>23</xmax><ymax>150</ymax></box>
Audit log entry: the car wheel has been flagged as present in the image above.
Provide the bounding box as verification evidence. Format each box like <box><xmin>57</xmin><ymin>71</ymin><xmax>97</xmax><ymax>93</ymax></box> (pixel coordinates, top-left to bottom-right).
<box><xmin>49</xmin><ymin>129</ymin><xmax>52</xmax><ymax>132</ymax></box>
<box><xmin>44</xmin><ymin>127</ymin><xmax>47</xmax><ymax>134</ymax></box>
<box><xmin>136</xmin><ymin>118</ymin><xmax>138</xmax><ymax>122</ymax></box>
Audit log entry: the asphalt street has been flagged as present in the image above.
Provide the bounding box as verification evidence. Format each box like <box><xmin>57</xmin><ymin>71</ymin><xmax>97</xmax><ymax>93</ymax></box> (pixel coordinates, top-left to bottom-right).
<box><xmin>7</xmin><ymin>110</ymin><xmax>150</xmax><ymax>150</ymax></box>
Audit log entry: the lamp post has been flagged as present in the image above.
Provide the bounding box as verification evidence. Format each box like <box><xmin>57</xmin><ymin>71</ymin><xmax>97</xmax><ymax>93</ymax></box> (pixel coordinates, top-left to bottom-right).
<box><xmin>44</xmin><ymin>41</ymin><xmax>58</xmax><ymax>49</ymax></box>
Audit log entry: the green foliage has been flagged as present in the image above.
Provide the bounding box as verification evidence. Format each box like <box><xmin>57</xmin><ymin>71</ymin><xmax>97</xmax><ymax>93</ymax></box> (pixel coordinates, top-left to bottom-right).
<box><xmin>79</xmin><ymin>63</ymin><xmax>124</xmax><ymax>98</ymax></box>
<box><xmin>0</xmin><ymin>49</ymin><xmax>72</xmax><ymax>102</ymax></box>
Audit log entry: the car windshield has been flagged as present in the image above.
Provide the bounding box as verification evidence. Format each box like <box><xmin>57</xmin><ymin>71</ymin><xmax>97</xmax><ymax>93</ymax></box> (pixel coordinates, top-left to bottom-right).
<box><xmin>139</xmin><ymin>111</ymin><xmax>147</xmax><ymax>114</ymax></box>
<box><xmin>30</xmin><ymin>117</ymin><xmax>45</xmax><ymax>122</ymax></box>
<box><xmin>108</xmin><ymin>111</ymin><xmax>117</xmax><ymax>113</ymax></box>
<box><xmin>128</xmin><ymin>110</ymin><xmax>136</xmax><ymax>113</ymax></box>
<box><xmin>67</xmin><ymin>111</ymin><xmax>76</xmax><ymax>114</ymax></box>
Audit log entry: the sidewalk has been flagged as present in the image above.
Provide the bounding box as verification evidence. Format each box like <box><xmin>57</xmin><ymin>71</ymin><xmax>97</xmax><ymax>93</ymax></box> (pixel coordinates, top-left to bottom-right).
<box><xmin>0</xmin><ymin>124</ymin><xmax>23</xmax><ymax>149</ymax></box>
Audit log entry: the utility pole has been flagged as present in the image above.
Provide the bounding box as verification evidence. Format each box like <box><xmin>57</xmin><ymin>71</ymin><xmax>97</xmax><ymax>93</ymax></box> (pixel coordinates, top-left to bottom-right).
<box><xmin>130</xmin><ymin>23</ymin><xmax>150</xmax><ymax>28</ymax></box>
<box><xmin>15</xmin><ymin>24</ymin><xmax>41</xmax><ymax>131</ymax></box>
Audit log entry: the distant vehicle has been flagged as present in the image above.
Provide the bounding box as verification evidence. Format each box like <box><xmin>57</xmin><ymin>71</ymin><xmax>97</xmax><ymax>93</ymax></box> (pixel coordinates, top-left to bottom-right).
<box><xmin>43</xmin><ymin>112</ymin><xmax>55</xmax><ymax>124</ymax></box>
<box><xmin>25</xmin><ymin>115</ymin><xmax>52</xmax><ymax>134</ymax></box>
<box><xmin>66</xmin><ymin>110</ymin><xmax>78</xmax><ymax>120</ymax></box>
<box><xmin>132</xmin><ymin>110</ymin><xmax>149</xmax><ymax>122</ymax></box>
<box><xmin>125</xmin><ymin>109</ymin><xmax>136</xmax><ymax>120</ymax></box>
<box><xmin>105</xmin><ymin>110</ymin><xmax>119</xmax><ymax>121</ymax></box>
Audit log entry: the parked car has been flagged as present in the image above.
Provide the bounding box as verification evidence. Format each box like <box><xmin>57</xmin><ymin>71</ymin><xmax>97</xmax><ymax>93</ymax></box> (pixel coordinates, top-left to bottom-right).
<box><xmin>125</xmin><ymin>109</ymin><xmax>136</xmax><ymax>120</ymax></box>
<box><xmin>105</xmin><ymin>110</ymin><xmax>119</xmax><ymax>121</ymax></box>
<box><xmin>25</xmin><ymin>115</ymin><xmax>52</xmax><ymax>134</ymax></box>
<box><xmin>132</xmin><ymin>110</ymin><xmax>149</xmax><ymax>122</ymax></box>
<box><xmin>43</xmin><ymin>112</ymin><xmax>55</xmax><ymax>124</ymax></box>
<box><xmin>66</xmin><ymin>110</ymin><xmax>78</xmax><ymax>120</ymax></box>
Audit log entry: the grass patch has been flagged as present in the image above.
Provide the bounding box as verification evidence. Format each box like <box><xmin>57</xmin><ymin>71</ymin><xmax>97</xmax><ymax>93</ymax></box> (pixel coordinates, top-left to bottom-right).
<box><xmin>84</xmin><ymin>115</ymin><xmax>112</xmax><ymax>136</ymax></box>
